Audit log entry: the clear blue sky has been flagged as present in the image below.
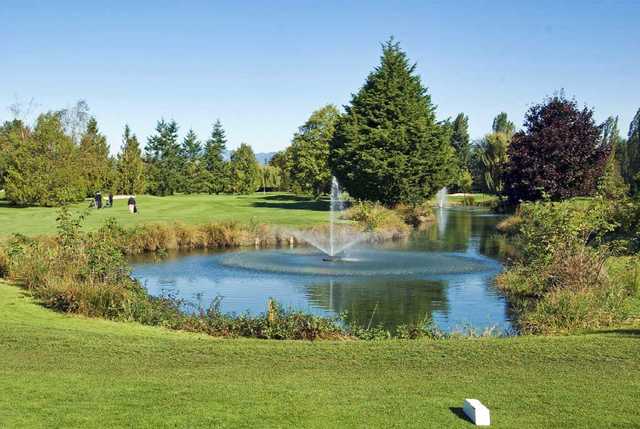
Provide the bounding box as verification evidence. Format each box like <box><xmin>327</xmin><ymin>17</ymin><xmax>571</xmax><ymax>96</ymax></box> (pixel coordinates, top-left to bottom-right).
<box><xmin>2</xmin><ymin>0</ymin><xmax>639</xmax><ymax>155</ymax></box>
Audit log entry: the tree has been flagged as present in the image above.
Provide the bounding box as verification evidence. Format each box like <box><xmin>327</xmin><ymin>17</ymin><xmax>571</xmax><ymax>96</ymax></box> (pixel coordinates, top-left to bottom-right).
<box><xmin>116</xmin><ymin>125</ymin><xmax>146</xmax><ymax>194</ymax></box>
<box><xmin>229</xmin><ymin>143</ymin><xmax>259</xmax><ymax>194</ymax></box>
<box><xmin>0</xmin><ymin>120</ymin><xmax>26</xmax><ymax>190</ymax></box>
<box><xmin>596</xmin><ymin>116</ymin><xmax>627</xmax><ymax>199</ymax></box>
<box><xmin>268</xmin><ymin>150</ymin><xmax>291</xmax><ymax>191</ymax></box>
<box><xmin>204</xmin><ymin>120</ymin><xmax>228</xmax><ymax>194</ymax></box>
<box><xmin>492</xmin><ymin>112</ymin><xmax>515</xmax><ymax>136</ymax></box>
<box><xmin>504</xmin><ymin>95</ymin><xmax>609</xmax><ymax>203</ymax></box>
<box><xmin>288</xmin><ymin>105</ymin><xmax>339</xmax><ymax>196</ymax></box>
<box><xmin>59</xmin><ymin>100</ymin><xmax>90</xmax><ymax>144</ymax></box>
<box><xmin>330</xmin><ymin>39</ymin><xmax>456</xmax><ymax>206</ymax></box>
<box><xmin>5</xmin><ymin>112</ymin><xmax>85</xmax><ymax>206</ymax></box>
<box><xmin>625</xmin><ymin>108</ymin><xmax>640</xmax><ymax>194</ymax></box>
<box><xmin>258</xmin><ymin>164</ymin><xmax>282</xmax><ymax>192</ymax></box>
<box><xmin>144</xmin><ymin>119</ymin><xmax>182</xmax><ymax>196</ymax></box>
<box><xmin>451</xmin><ymin>113</ymin><xmax>471</xmax><ymax>170</ymax></box>
<box><xmin>479</xmin><ymin>131</ymin><xmax>510</xmax><ymax>194</ymax></box>
<box><xmin>180</xmin><ymin>129</ymin><xmax>210</xmax><ymax>194</ymax></box>
<box><xmin>78</xmin><ymin>117</ymin><xmax>112</xmax><ymax>195</ymax></box>
<box><xmin>181</xmin><ymin>129</ymin><xmax>202</xmax><ymax>161</ymax></box>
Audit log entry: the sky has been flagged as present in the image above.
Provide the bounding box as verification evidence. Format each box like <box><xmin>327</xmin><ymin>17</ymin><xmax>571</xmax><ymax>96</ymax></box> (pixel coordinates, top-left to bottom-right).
<box><xmin>1</xmin><ymin>0</ymin><xmax>639</xmax><ymax>155</ymax></box>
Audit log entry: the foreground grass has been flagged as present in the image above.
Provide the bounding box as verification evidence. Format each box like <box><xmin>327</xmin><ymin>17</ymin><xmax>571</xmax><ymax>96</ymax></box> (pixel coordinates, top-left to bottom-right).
<box><xmin>0</xmin><ymin>193</ymin><xmax>330</xmax><ymax>236</ymax></box>
<box><xmin>1</xmin><ymin>283</ymin><xmax>639</xmax><ymax>428</ymax></box>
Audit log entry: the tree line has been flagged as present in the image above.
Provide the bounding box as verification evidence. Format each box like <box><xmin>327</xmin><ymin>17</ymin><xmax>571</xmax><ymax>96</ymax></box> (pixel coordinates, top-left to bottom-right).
<box><xmin>2</xmin><ymin>39</ymin><xmax>639</xmax><ymax>207</ymax></box>
<box><xmin>0</xmin><ymin>103</ymin><xmax>280</xmax><ymax>205</ymax></box>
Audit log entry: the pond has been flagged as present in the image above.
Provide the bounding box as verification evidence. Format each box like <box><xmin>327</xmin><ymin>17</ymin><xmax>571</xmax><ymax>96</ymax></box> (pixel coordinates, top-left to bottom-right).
<box><xmin>130</xmin><ymin>208</ymin><xmax>512</xmax><ymax>333</ymax></box>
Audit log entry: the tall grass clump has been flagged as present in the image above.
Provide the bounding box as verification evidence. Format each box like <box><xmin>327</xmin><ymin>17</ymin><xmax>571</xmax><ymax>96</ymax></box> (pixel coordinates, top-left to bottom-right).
<box><xmin>496</xmin><ymin>198</ymin><xmax>638</xmax><ymax>334</ymax></box>
<box><xmin>343</xmin><ymin>201</ymin><xmax>411</xmax><ymax>238</ymax></box>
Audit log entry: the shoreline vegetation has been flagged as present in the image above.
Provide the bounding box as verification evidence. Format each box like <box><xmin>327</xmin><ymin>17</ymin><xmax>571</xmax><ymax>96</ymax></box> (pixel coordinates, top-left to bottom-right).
<box><xmin>0</xmin><ymin>200</ymin><xmax>458</xmax><ymax>341</ymax></box>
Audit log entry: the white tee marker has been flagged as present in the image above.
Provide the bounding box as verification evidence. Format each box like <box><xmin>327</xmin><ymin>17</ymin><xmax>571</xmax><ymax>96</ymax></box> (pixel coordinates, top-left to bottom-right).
<box><xmin>463</xmin><ymin>399</ymin><xmax>491</xmax><ymax>426</ymax></box>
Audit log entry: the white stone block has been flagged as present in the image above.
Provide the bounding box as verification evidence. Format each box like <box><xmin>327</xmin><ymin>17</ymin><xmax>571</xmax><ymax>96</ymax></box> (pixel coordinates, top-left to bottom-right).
<box><xmin>463</xmin><ymin>399</ymin><xmax>490</xmax><ymax>426</ymax></box>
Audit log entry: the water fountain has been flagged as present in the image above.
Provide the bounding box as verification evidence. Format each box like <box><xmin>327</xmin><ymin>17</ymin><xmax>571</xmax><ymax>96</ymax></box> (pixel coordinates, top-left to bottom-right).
<box><xmin>435</xmin><ymin>187</ymin><xmax>449</xmax><ymax>237</ymax></box>
<box><xmin>290</xmin><ymin>177</ymin><xmax>367</xmax><ymax>260</ymax></box>
<box><xmin>435</xmin><ymin>187</ymin><xmax>448</xmax><ymax>208</ymax></box>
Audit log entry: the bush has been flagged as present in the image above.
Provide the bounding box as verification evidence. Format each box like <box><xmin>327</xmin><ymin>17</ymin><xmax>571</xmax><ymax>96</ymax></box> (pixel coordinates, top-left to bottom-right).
<box><xmin>343</xmin><ymin>201</ymin><xmax>410</xmax><ymax>238</ymax></box>
<box><xmin>496</xmin><ymin>199</ymin><xmax>637</xmax><ymax>334</ymax></box>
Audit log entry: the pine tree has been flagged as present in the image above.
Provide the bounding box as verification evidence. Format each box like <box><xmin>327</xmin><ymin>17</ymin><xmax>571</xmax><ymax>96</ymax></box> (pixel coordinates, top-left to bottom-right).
<box><xmin>79</xmin><ymin>117</ymin><xmax>112</xmax><ymax>195</ymax></box>
<box><xmin>182</xmin><ymin>129</ymin><xmax>202</xmax><ymax>161</ymax></box>
<box><xmin>6</xmin><ymin>113</ymin><xmax>85</xmax><ymax>206</ymax></box>
<box><xmin>180</xmin><ymin>129</ymin><xmax>210</xmax><ymax>193</ymax></box>
<box><xmin>144</xmin><ymin>119</ymin><xmax>182</xmax><ymax>196</ymax></box>
<box><xmin>451</xmin><ymin>113</ymin><xmax>470</xmax><ymax>169</ymax></box>
<box><xmin>116</xmin><ymin>125</ymin><xmax>146</xmax><ymax>194</ymax></box>
<box><xmin>330</xmin><ymin>39</ymin><xmax>456</xmax><ymax>206</ymax></box>
<box><xmin>204</xmin><ymin>119</ymin><xmax>228</xmax><ymax>194</ymax></box>
<box><xmin>229</xmin><ymin>143</ymin><xmax>259</xmax><ymax>194</ymax></box>
<box><xmin>288</xmin><ymin>105</ymin><xmax>339</xmax><ymax>196</ymax></box>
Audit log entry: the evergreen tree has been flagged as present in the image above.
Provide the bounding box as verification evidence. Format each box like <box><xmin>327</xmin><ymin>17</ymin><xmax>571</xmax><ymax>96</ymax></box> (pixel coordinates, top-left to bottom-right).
<box><xmin>504</xmin><ymin>95</ymin><xmax>608</xmax><ymax>202</ymax></box>
<box><xmin>204</xmin><ymin>119</ymin><xmax>228</xmax><ymax>194</ymax></box>
<box><xmin>288</xmin><ymin>105</ymin><xmax>339</xmax><ymax>196</ymax></box>
<box><xmin>79</xmin><ymin>117</ymin><xmax>112</xmax><ymax>195</ymax></box>
<box><xmin>492</xmin><ymin>112</ymin><xmax>515</xmax><ymax>136</ymax></box>
<box><xmin>451</xmin><ymin>113</ymin><xmax>471</xmax><ymax>169</ymax></box>
<box><xmin>116</xmin><ymin>125</ymin><xmax>146</xmax><ymax>194</ymax></box>
<box><xmin>181</xmin><ymin>129</ymin><xmax>202</xmax><ymax>161</ymax></box>
<box><xmin>144</xmin><ymin>119</ymin><xmax>182</xmax><ymax>196</ymax></box>
<box><xmin>229</xmin><ymin>143</ymin><xmax>259</xmax><ymax>194</ymax></box>
<box><xmin>5</xmin><ymin>113</ymin><xmax>85</xmax><ymax>206</ymax></box>
<box><xmin>180</xmin><ymin>129</ymin><xmax>210</xmax><ymax>193</ymax></box>
<box><xmin>330</xmin><ymin>39</ymin><xmax>456</xmax><ymax>206</ymax></box>
<box><xmin>625</xmin><ymin>108</ymin><xmax>640</xmax><ymax>194</ymax></box>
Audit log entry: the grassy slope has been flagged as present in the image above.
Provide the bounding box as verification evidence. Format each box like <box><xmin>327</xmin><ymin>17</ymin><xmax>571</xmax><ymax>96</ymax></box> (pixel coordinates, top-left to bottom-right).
<box><xmin>0</xmin><ymin>193</ymin><xmax>330</xmax><ymax>236</ymax></box>
<box><xmin>1</xmin><ymin>283</ymin><xmax>639</xmax><ymax>428</ymax></box>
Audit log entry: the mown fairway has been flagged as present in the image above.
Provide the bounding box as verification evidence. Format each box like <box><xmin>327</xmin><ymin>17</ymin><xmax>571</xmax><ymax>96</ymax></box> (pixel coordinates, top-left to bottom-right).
<box><xmin>1</xmin><ymin>283</ymin><xmax>639</xmax><ymax>428</ymax></box>
<box><xmin>0</xmin><ymin>193</ymin><xmax>329</xmax><ymax>236</ymax></box>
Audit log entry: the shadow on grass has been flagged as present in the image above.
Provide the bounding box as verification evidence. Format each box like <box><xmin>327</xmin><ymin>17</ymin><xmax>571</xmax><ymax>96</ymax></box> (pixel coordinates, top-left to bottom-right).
<box><xmin>586</xmin><ymin>328</ymin><xmax>640</xmax><ymax>338</ymax></box>
<box><xmin>252</xmin><ymin>195</ymin><xmax>329</xmax><ymax>211</ymax></box>
<box><xmin>449</xmin><ymin>407</ymin><xmax>473</xmax><ymax>425</ymax></box>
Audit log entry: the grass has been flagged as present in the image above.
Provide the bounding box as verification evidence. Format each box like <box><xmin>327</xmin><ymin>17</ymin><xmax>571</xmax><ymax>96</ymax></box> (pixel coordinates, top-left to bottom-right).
<box><xmin>0</xmin><ymin>193</ymin><xmax>330</xmax><ymax>237</ymax></box>
<box><xmin>1</xmin><ymin>282</ymin><xmax>639</xmax><ymax>428</ymax></box>
<box><xmin>0</xmin><ymin>192</ymin><xmax>498</xmax><ymax>237</ymax></box>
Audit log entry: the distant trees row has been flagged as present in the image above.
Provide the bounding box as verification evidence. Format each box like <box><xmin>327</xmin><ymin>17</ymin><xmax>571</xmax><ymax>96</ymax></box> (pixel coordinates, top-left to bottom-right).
<box><xmin>0</xmin><ymin>103</ymin><xmax>274</xmax><ymax>206</ymax></box>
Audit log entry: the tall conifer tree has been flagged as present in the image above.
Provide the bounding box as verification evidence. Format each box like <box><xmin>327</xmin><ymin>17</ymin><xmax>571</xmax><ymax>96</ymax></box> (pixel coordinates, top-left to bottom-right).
<box><xmin>330</xmin><ymin>39</ymin><xmax>456</xmax><ymax>206</ymax></box>
<box><xmin>204</xmin><ymin>119</ymin><xmax>228</xmax><ymax>193</ymax></box>
<box><xmin>116</xmin><ymin>125</ymin><xmax>146</xmax><ymax>194</ymax></box>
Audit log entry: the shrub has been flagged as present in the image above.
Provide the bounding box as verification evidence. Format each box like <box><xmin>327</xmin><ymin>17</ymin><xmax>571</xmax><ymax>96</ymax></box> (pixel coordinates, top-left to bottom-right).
<box><xmin>343</xmin><ymin>201</ymin><xmax>410</xmax><ymax>238</ymax></box>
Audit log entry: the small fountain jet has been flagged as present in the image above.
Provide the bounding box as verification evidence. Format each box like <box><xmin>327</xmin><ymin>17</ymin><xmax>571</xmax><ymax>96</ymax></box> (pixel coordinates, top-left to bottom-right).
<box><xmin>291</xmin><ymin>177</ymin><xmax>367</xmax><ymax>261</ymax></box>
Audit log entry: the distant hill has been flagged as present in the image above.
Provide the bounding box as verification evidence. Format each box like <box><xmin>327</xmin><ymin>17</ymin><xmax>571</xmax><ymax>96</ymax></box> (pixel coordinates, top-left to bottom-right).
<box><xmin>223</xmin><ymin>150</ymin><xmax>276</xmax><ymax>165</ymax></box>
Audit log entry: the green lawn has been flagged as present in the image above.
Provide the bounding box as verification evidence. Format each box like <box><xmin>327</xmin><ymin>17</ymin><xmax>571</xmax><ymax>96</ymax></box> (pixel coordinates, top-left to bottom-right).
<box><xmin>0</xmin><ymin>193</ymin><xmax>330</xmax><ymax>236</ymax></box>
<box><xmin>1</xmin><ymin>282</ymin><xmax>639</xmax><ymax>428</ymax></box>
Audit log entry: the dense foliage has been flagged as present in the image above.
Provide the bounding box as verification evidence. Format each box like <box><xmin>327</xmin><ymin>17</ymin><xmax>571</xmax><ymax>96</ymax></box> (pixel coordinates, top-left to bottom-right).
<box><xmin>229</xmin><ymin>143</ymin><xmax>259</xmax><ymax>194</ymax></box>
<box><xmin>204</xmin><ymin>119</ymin><xmax>229</xmax><ymax>194</ymax></box>
<box><xmin>4</xmin><ymin>113</ymin><xmax>85</xmax><ymax>206</ymax></box>
<box><xmin>115</xmin><ymin>125</ymin><xmax>146</xmax><ymax>194</ymax></box>
<box><xmin>497</xmin><ymin>198</ymin><xmax>639</xmax><ymax>334</ymax></box>
<box><xmin>330</xmin><ymin>40</ymin><xmax>456</xmax><ymax>206</ymax></box>
<box><xmin>504</xmin><ymin>96</ymin><xmax>609</xmax><ymax>203</ymax></box>
<box><xmin>286</xmin><ymin>105</ymin><xmax>339</xmax><ymax>196</ymax></box>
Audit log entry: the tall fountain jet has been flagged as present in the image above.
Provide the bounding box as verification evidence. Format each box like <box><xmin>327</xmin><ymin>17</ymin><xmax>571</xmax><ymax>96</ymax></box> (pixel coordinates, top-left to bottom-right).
<box><xmin>291</xmin><ymin>177</ymin><xmax>366</xmax><ymax>259</ymax></box>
